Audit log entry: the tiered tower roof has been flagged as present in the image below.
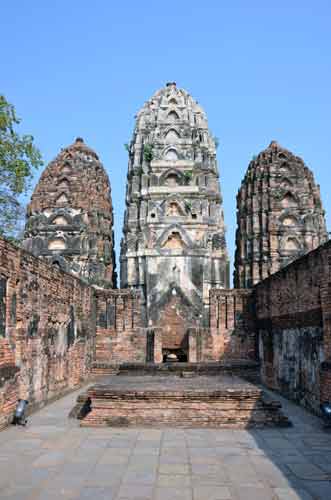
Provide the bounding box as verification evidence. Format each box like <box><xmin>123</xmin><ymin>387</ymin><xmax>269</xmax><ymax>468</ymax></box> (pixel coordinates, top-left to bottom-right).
<box><xmin>121</xmin><ymin>83</ymin><xmax>229</xmax><ymax>346</ymax></box>
<box><xmin>23</xmin><ymin>138</ymin><xmax>116</xmax><ymax>286</ymax></box>
<box><xmin>234</xmin><ymin>141</ymin><xmax>327</xmax><ymax>288</ymax></box>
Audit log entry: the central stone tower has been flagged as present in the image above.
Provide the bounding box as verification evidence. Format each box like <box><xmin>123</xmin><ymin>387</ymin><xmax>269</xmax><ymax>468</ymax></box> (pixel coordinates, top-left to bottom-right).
<box><xmin>121</xmin><ymin>83</ymin><xmax>229</xmax><ymax>356</ymax></box>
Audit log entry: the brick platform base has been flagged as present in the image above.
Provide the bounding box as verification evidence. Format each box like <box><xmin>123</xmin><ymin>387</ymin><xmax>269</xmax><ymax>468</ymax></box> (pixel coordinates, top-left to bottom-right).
<box><xmin>77</xmin><ymin>374</ymin><xmax>290</xmax><ymax>429</ymax></box>
<box><xmin>91</xmin><ymin>360</ymin><xmax>260</xmax><ymax>383</ymax></box>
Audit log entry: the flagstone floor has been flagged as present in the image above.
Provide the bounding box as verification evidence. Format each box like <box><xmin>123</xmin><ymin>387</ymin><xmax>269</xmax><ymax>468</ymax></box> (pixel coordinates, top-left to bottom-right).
<box><xmin>1</xmin><ymin>384</ymin><xmax>331</xmax><ymax>499</ymax></box>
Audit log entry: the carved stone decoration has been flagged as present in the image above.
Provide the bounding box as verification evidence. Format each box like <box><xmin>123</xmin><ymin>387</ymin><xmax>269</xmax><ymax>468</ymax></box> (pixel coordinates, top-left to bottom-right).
<box><xmin>120</xmin><ymin>82</ymin><xmax>229</xmax><ymax>337</ymax></box>
<box><xmin>23</xmin><ymin>138</ymin><xmax>116</xmax><ymax>287</ymax></box>
<box><xmin>234</xmin><ymin>141</ymin><xmax>328</xmax><ymax>288</ymax></box>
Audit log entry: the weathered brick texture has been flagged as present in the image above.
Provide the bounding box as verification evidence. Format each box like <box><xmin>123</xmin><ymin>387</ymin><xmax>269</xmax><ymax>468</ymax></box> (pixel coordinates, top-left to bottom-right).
<box><xmin>93</xmin><ymin>288</ymin><xmax>258</xmax><ymax>367</ymax></box>
<box><xmin>22</xmin><ymin>138</ymin><xmax>116</xmax><ymax>287</ymax></box>
<box><xmin>80</xmin><ymin>376</ymin><xmax>290</xmax><ymax>428</ymax></box>
<box><xmin>0</xmin><ymin>238</ymin><xmax>95</xmax><ymax>427</ymax></box>
<box><xmin>234</xmin><ymin>141</ymin><xmax>327</xmax><ymax>288</ymax></box>
<box><xmin>94</xmin><ymin>289</ymin><xmax>146</xmax><ymax>364</ymax></box>
<box><xmin>2</xmin><ymin>233</ymin><xmax>330</xmax><ymax>426</ymax></box>
<box><xmin>209</xmin><ymin>289</ymin><xmax>256</xmax><ymax>361</ymax></box>
<box><xmin>255</xmin><ymin>240</ymin><xmax>331</xmax><ymax>413</ymax></box>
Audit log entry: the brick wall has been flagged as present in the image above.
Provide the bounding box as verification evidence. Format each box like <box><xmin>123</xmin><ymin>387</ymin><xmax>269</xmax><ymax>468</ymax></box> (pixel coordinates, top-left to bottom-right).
<box><xmin>209</xmin><ymin>289</ymin><xmax>256</xmax><ymax>361</ymax></box>
<box><xmin>255</xmin><ymin>240</ymin><xmax>331</xmax><ymax>413</ymax></box>
<box><xmin>0</xmin><ymin>238</ymin><xmax>95</xmax><ymax>427</ymax></box>
<box><xmin>95</xmin><ymin>289</ymin><xmax>145</xmax><ymax>363</ymax></box>
<box><xmin>158</xmin><ymin>294</ymin><xmax>190</xmax><ymax>352</ymax></box>
<box><xmin>145</xmin><ymin>289</ymin><xmax>256</xmax><ymax>363</ymax></box>
<box><xmin>2</xmin><ymin>233</ymin><xmax>330</xmax><ymax>424</ymax></box>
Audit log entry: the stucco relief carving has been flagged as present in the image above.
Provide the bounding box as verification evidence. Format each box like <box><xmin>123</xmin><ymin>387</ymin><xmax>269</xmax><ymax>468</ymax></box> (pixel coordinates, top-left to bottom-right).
<box><xmin>23</xmin><ymin>138</ymin><xmax>116</xmax><ymax>287</ymax></box>
<box><xmin>234</xmin><ymin>141</ymin><xmax>327</xmax><ymax>288</ymax></box>
<box><xmin>121</xmin><ymin>83</ymin><xmax>229</xmax><ymax>327</ymax></box>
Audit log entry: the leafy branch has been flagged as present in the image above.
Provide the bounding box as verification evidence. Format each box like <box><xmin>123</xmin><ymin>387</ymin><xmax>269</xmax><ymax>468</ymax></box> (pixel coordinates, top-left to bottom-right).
<box><xmin>0</xmin><ymin>95</ymin><xmax>43</xmax><ymax>237</ymax></box>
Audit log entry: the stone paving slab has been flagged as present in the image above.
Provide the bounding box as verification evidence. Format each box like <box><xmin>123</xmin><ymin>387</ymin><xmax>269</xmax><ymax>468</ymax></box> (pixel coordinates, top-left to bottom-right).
<box><xmin>1</xmin><ymin>385</ymin><xmax>331</xmax><ymax>499</ymax></box>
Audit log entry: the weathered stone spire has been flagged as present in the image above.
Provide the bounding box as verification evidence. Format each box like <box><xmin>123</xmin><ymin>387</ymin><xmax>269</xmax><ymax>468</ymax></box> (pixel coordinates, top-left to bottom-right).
<box><xmin>234</xmin><ymin>141</ymin><xmax>328</xmax><ymax>288</ymax></box>
<box><xmin>23</xmin><ymin>138</ymin><xmax>116</xmax><ymax>287</ymax></box>
<box><xmin>121</xmin><ymin>83</ymin><xmax>229</xmax><ymax>349</ymax></box>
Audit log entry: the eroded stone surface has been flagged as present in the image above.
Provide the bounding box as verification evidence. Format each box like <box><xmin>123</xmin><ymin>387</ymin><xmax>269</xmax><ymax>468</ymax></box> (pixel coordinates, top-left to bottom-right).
<box><xmin>234</xmin><ymin>141</ymin><xmax>327</xmax><ymax>288</ymax></box>
<box><xmin>23</xmin><ymin>138</ymin><xmax>116</xmax><ymax>287</ymax></box>
<box><xmin>255</xmin><ymin>239</ymin><xmax>331</xmax><ymax>414</ymax></box>
<box><xmin>0</xmin><ymin>238</ymin><xmax>95</xmax><ymax>428</ymax></box>
<box><xmin>120</xmin><ymin>83</ymin><xmax>229</xmax><ymax>355</ymax></box>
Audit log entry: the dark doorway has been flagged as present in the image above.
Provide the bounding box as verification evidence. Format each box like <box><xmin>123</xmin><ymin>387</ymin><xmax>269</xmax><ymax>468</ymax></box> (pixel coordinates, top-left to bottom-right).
<box><xmin>162</xmin><ymin>348</ymin><xmax>187</xmax><ymax>363</ymax></box>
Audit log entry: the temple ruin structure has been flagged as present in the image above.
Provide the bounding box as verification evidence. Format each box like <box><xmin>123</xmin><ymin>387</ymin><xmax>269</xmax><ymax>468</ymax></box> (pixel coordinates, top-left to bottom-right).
<box><xmin>120</xmin><ymin>82</ymin><xmax>229</xmax><ymax>350</ymax></box>
<box><xmin>234</xmin><ymin>141</ymin><xmax>327</xmax><ymax>288</ymax></box>
<box><xmin>1</xmin><ymin>84</ymin><xmax>330</xmax><ymax>430</ymax></box>
<box><xmin>22</xmin><ymin>138</ymin><xmax>116</xmax><ymax>287</ymax></box>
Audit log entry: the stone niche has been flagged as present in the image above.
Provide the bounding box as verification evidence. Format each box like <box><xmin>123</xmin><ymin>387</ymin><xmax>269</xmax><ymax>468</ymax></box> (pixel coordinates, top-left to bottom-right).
<box><xmin>162</xmin><ymin>232</ymin><xmax>185</xmax><ymax>249</ymax></box>
<box><xmin>48</xmin><ymin>239</ymin><xmax>66</xmax><ymax>251</ymax></box>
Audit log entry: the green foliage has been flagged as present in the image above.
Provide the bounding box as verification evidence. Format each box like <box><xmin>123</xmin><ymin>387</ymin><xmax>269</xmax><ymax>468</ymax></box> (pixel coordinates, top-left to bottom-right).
<box><xmin>0</xmin><ymin>95</ymin><xmax>42</xmax><ymax>237</ymax></box>
<box><xmin>213</xmin><ymin>136</ymin><xmax>219</xmax><ymax>149</ymax></box>
<box><xmin>143</xmin><ymin>144</ymin><xmax>153</xmax><ymax>162</ymax></box>
<box><xmin>252</xmin><ymin>154</ymin><xmax>257</xmax><ymax>161</ymax></box>
<box><xmin>124</xmin><ymin>143</ymin><xmax>129</xmax><ymax>152</ymax></box>
<box><xmin>132</xmin><ymin>166</ymin><xmax>143</xmax><ymax>177</ymax></box>
<box><xmin>183</xmin><ymin>170</ymin><xmax>193</xmax><ymax>185</ymax></box>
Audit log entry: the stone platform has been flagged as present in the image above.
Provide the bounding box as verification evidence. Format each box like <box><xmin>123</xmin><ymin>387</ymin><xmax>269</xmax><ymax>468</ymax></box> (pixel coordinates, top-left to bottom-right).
<box><xmin>76</xmin><ymin>374</ymin><xmax>290</xmax><ymax>429</ymax></box>
<box><xmin>91</xmin><ymin>360</ymin><xmax>260</xmax><ymax>382</ymax></box>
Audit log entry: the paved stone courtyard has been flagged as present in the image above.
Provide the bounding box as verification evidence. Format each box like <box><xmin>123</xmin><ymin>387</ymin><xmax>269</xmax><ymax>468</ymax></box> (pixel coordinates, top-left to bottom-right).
<box><xmin>1</xmin><ymin>385</ymin><xmax>331</xmax><ymax>500</ymax></box>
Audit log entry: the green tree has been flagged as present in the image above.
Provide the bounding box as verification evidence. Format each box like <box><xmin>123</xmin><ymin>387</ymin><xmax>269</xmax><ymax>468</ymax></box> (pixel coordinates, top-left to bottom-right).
<box><xmin>0</xmin><ymin>95</ymin><xmax>42</xmax><ymax>239</ymax></box>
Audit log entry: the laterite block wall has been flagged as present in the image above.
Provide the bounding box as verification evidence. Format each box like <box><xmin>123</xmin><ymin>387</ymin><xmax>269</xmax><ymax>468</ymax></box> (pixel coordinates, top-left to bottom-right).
<box><xmin>255</xmin><ymin>240</ymin><xmax>331</xmax><ymax>413</ymax></box>
<box><xmin>209</xmin><ymin>289</ymin><xmax>256</xmax><ymax>361</ymax></box>
<box><xmin>0</xmin><ymin>238</ymin><xmax>95</xmax><ymax>427</ymax></box>
<box><xmin>94</xmin><ymin>289</ymin><xmax>145</xmax><ymax>364</ymax></box>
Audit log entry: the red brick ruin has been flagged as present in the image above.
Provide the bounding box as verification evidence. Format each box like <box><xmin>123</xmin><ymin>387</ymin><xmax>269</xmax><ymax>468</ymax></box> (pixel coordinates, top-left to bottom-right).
<box><xmin>0</xmin><ymin>84</ymin><xmax>330</xmax><ymax>428</ymax></box>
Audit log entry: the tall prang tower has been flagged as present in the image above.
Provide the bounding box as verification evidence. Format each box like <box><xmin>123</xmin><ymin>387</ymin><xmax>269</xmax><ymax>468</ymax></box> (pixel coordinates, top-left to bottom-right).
<box><xmin>23</xmin><ymin>138</ymin><xmax>116</xmax><ymax>287</ymax></box>
<box><xmin>121</xmin><ymin>82</ymin><xmax>229</xmax><ymax>340</ymax></box>
<box><xmin>234</xmin><ymin>141</ymin><xmax>328</xmax><ymax>288</ymax></box>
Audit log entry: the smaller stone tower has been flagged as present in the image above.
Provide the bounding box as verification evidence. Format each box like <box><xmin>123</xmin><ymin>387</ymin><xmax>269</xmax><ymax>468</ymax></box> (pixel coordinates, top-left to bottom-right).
<box><xmin>234</xmin><ymin>141</ymin><xmax>328</xmax><ymax>288</ymax></box>
<box><xmin>23</xmin><ymin>138</ymin><xmax>116</xmax><ymax>287</ymax></box>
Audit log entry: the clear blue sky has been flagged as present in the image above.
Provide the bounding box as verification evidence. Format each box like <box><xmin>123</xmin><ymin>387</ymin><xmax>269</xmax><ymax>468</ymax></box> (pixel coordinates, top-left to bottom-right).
<box><xmin>2</xmin><ymin>1</ymin><xmax>330</xmax><ymax>284</ymax></box>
